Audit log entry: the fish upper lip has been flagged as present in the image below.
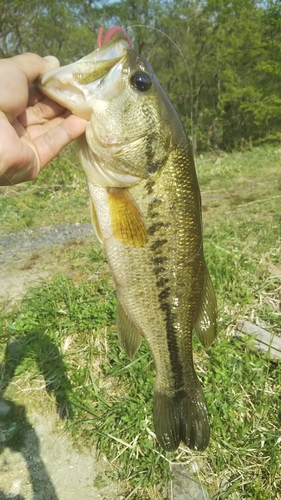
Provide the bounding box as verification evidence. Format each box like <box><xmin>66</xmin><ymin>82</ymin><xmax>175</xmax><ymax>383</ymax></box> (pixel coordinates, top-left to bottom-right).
<box><xmin>37</xmin><ymin>37</ymin><xmax>129</xmax><ymax>118</ymax></box>
<box><xmin>39</xmin><ymin>41</ymin><xmax>127</xmax><ymax>87</ymax></box>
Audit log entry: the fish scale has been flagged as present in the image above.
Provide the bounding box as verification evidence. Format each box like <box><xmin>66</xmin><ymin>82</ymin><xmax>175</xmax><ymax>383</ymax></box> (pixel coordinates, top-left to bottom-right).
<box><xmin>37</xmin><ymin>26</ymin><xmax>217</xmax><ymax>451</ymax></box>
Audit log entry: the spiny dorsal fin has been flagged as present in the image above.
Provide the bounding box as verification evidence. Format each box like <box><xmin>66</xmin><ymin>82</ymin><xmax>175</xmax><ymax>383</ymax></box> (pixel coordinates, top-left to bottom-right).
<box><xmin>107</xmin><ymin>187</ymin><xmax>147</xmax><ymax>247</ymax></box>
<box><xmin>116</xmin><ymin>299</ymin><xmax>143</xmax><ymax>359</ymax></box>
<box><xmin>194</xmin><ymin>268</ymin><xmax>217</xmax><ymax>349</ymax></box>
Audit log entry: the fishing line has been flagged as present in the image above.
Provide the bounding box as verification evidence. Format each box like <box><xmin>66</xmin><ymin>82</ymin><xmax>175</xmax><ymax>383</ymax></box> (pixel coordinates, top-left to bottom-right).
<box><xmin>125</xmin><ymin>24</ymin><xmax>194</xmax><ymax>146</ymax></box>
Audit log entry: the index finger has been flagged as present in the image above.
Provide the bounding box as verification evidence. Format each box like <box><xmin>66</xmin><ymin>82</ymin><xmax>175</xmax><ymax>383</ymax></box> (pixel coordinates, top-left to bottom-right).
<box><xmin>0</xmin><ymin>53</ymin><xmax>60</xmax><ymax>121</ymax></box>
<box><xmin>10</xmin><ymin>53</ymin><xmax>60</xmax><ymax>84</ymax></box>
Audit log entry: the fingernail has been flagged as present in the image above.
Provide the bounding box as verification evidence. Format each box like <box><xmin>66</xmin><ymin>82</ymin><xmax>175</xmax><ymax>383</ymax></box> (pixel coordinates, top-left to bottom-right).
<box><xmin>44</xmin><ymin>55</ymin><xmax>60</xmax><ymax>67</ymax></box>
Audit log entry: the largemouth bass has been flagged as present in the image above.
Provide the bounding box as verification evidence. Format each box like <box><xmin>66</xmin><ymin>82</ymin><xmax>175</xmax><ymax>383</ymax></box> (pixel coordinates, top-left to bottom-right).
<box><xmin>37</xmin><ymin>26</ymin><xmax>217</xmax><ymax>451</ymax></box>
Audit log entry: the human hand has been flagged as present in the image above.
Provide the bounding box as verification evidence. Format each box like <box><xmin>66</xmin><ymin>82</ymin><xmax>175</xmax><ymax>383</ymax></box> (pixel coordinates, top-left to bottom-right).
<box><xmin>0</xmin><ymin>53</ymin><xmax>87</xmax><ymax>186</ymax></box>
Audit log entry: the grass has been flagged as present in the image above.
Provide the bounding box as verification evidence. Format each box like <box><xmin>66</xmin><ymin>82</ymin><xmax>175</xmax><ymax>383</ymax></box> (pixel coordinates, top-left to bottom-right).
<box><xmin>0</xmin><ymin>143</ymin><xmax>89</xmax><ymax>235</ymax></box>
<box><xmin>0</xmin><ymin>144</ymin><xmax>280</xmax><ymax>499</ymax></box>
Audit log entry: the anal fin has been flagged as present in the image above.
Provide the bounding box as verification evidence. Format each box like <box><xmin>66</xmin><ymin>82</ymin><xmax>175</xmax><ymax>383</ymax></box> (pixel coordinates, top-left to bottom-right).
<box><xmin>116</xmin><ymin>299</ymin><xmax>143</xmax><ymax>359</ymax></box>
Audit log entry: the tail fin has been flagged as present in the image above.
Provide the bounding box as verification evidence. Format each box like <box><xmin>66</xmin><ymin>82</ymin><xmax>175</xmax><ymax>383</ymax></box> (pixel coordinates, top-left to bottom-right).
<box><xmin>153</xmin><ymin>384</ymin><xmax>210</xmax><ymax>451</ymax></box>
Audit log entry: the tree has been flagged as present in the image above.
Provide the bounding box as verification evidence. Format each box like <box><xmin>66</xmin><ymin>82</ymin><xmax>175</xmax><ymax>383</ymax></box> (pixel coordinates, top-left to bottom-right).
<box><xmin>1</xmin><ymin>0</ymin><xmax>280</xmax><ymax>150</ymax></box>
<box><xmin>0</xmin><ymin>0</ymin><xmax>94</xmax><ymax>62</ymax></box>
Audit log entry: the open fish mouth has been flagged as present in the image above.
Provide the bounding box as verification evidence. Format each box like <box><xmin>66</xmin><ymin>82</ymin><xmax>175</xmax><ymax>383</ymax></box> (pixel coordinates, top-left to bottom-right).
<box><xmin>37</xmin><ymin>28</ymin><xmax>132</xmax><ymax>119</ymax></box>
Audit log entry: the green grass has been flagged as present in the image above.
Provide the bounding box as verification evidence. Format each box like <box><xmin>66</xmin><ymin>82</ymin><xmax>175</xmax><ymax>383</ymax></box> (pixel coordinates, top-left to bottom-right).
<box><xmin>0</xmin><ymin>144</ymin><xmax>89</xmax><ymax>235</ymax></box>
<box><xmin>0</xmin><ymin>145</ymin><xmax>280</xmax><ymax>499</ymax></box>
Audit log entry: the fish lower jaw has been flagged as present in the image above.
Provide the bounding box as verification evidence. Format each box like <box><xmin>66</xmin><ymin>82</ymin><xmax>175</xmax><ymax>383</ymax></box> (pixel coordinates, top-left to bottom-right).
<box><xmin>37</xmin><ymin>76</ymin><xmax>93</xmax><ymax>120</ymax></box>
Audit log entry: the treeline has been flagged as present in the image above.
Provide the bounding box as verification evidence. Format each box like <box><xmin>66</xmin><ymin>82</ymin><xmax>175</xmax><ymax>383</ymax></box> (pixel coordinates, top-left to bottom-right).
<box><xmin>1</xmin><ymin>0</ymin><xmax>280</xmax><ymax>152</ymax></box>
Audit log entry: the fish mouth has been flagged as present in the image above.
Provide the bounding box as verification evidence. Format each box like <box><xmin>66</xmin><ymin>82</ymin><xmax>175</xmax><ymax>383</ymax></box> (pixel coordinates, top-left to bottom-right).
<box><xmin>37</xmin><ymin>30</ymin><xmax>129</xmax><ymax>119</ymax></box>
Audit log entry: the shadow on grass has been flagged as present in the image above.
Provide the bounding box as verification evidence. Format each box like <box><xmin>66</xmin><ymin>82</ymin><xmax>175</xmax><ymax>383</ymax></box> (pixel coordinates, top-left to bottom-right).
<box><xmin>0</xmin><ymin>332</ymin><xmax>74</xmax><ymax>499</ymax></box>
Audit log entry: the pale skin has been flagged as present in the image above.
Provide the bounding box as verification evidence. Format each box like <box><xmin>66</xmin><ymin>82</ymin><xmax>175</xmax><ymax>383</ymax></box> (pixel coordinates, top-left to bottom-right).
<box><xmin>0</xmin><ymin>53</ymin><xmax>87</xmax><ymax>186</ymax></box>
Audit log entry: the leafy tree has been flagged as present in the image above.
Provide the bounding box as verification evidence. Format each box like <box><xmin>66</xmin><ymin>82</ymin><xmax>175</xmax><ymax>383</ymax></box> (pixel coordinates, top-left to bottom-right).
<box><xmin>0</xmin><ymin>0</ymin><xmax>280</xmax><ymax>150</ymax></box>
<box><xmin>0</xmin><ymin>0</ymin><xmax>94</xmax><ymax>62</ymax></box>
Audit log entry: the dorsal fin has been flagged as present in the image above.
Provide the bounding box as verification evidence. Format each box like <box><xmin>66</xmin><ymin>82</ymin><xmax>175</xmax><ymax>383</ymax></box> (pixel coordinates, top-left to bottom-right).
<box><xmin>194</xmin><ymin>268</ymin><xmax>217</xmax><ymax>348</ymax></box>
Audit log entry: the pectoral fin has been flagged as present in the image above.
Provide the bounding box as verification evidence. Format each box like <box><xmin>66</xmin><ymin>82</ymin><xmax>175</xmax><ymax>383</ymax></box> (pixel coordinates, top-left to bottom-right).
<box><xmin>116</xmin><ymin>299</ymin><xmax>143</xmax><ymax>358</ymax></box>
<box><xmin>194</xmin><ymin>268</ymin><xmax>217</xmax><ymax>348</ymax></box>
<box><xmin>107</xmin><ymin>187</ymin><xmax>147</xmax><ymax>247</ymax></box>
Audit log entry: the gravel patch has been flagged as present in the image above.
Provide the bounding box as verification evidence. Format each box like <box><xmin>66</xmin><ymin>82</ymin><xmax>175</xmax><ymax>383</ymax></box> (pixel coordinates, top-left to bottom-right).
<box><xmin>0</xmin><ymin>222</ymin><xmax>96</xmax><ymax>305</ymax></box>
<box><xmin>0</xmin><ymin>223</ymin><xmax>94</xmax><ymax>265</ymax></box>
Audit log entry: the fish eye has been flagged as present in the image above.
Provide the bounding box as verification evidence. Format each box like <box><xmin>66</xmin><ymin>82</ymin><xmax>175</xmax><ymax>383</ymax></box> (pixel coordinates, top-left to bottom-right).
<box><xmin>130</xmin><ymin>72</ymin><xmax>152</xmax><ymax>92</ymax></box>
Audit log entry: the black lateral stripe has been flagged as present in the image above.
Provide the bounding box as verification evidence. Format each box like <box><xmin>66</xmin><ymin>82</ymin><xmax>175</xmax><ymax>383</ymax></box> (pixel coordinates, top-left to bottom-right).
<box><xmin>147</xmin><ymin>221</ymin><xmax>167</xmax><ymax>236</ymax></box>
<box><xmin>147</xmin><ymin>188</ymin><xmax>184</xmax><ymax>391</ymax></box>
<box><xmin>153</xmin><ymin>256</ymin><xmax>168</xmax><ymax>265</ymax></box>
<box><xmin>156</xmin><ymin>277</ymin><xmax>169</xmax><ymax>287</ymax></box>
<box><xmin>159</xmin><ymin>293</ymin><xmax>184</xmax><ymax>391</ymax></box>
<box><xmin>150</xmin><ymin>239</ymin><xmax>168</xmax><ymax>252</ymax></box>
<box><xmin>149</xmin><ymin>247</ymin><xmax>184</xmax><ymax>390</ymax></box>
<box><xmin>154</xmin><ymin>266</ymin><xmax>166</xmax><ymax>276</ymax></box>
<box><xmin>144</xmin><ymin>179</ymin><xmax>155</xmax><ymax>195</ymax></box>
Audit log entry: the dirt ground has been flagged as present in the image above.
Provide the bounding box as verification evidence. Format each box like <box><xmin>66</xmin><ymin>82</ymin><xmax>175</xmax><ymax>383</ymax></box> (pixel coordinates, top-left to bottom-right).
<box><xmin>0</xmin><ymin>409</ymin><xmax>117</xmax><ymax>500</ymax></box>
